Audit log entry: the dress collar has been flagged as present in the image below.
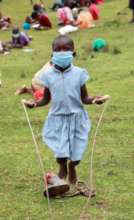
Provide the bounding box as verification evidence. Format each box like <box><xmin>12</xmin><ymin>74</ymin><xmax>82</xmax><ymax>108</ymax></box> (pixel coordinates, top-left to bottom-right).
<box><xmin>52</xmin><ymin>64</ymin><xmax>73</xmax><ymax>73</ymax></box>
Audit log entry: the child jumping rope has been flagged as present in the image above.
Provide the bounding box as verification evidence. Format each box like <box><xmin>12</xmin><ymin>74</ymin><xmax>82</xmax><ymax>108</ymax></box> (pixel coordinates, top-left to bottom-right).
<box><xmin>24</xmin><ymin>35</ymin><xmax>108</xmax><ymax>189</ymax></box>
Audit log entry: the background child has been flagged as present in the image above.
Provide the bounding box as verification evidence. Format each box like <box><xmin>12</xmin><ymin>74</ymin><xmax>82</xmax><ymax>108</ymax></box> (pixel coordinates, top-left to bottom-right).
<box><xmin>57</xmin><ymin>6</ymin><xmax>74</xmax><ymax>26</ymax></box>
<box><xmin>11</xmin><ymin>27</ymin><xmax>30</xmax><ymax>48</ymax></box>
<box><xmin>31</xmin><ymin>11</ymin><xmax>52</xmax><ymax>30</ymax></box>
<box><xmin>24</xmin><ymin>35</ymin><xmax>106</xmax><ymax>185</ymax></box>
<box><xmin>0</xmin><ymin>11</ymin><xmax>12</xmax><ymax>30</ymax></box>
<box><xmin>129</xmin><ymin>0</ymin><xmax>134</xmax><ymax>23</ymax></box>
<box><xmin>75</xmin><ymin>8</ymin><xmax>94</xmax><ymax>29</ymax></box>
<box><xmin>15</xmin><ymin>62</ymin><xmax>52</xmax><ymax>101</ymax></box>
<box><xmin>0</xmin><ymin>40</ymin><xmax>10</xmax><ymax>54</ymax></box>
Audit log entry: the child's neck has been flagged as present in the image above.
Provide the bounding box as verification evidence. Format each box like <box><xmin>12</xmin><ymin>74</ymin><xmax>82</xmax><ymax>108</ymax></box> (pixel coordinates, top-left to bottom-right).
<box><xmin>54</xmin><ymin>64</ymin><xmax>71</xmax><ymax>72</ymax></box>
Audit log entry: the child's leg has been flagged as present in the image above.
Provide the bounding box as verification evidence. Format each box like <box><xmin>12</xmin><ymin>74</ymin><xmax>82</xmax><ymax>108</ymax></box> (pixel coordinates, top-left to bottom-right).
<box><xmin>56</xmin><ymin>158</ymin><xmax>68</xmax><ymax>179</ymax></box>
<box><xmin>68</xmin><ymin>160</ymin><xmax>80</xmax><ymax>184</ymax></box>
<box><xmin>15</xmin><ymin>85</ymin><xmax>34</xmax><ymax>95</ymax></box>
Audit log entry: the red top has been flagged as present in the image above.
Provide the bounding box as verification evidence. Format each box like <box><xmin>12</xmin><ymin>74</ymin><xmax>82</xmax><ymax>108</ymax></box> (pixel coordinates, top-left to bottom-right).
<box><xmin>95</xmin><ymin>0</ymin><xmax>104</xmax><ymax>4</ymax></box>
<box><xmin>39</xmin><ymin>13</ymin><xmax>52</xmax><ymax>28</ymax></box>
<box><xmin>89</xmin><ymin>4</ymin><xmax>100</xmax><ymax>20</ymax></box>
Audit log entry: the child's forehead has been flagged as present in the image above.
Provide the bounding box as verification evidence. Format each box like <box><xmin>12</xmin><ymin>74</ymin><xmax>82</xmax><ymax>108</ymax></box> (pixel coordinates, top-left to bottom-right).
<box><xmin>53</xmin><ymin>39</ymin><xmax>74</xmax><ymax>50</ymax></box>
<box><xmin>54</xmin><ymin>39</ymin><xmax>71</xmax><ymax>47</ymax></box>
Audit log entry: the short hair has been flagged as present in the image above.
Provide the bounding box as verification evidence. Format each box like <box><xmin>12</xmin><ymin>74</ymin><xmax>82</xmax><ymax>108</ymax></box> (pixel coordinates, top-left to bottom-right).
<box><xmin>31</xmin><ymin>11</ymin><xmax>38</xmax><ymax>19</ymax></box>
<box><xmin>12</xmin><ymin>26</ymin><xmax>20</xmax><ymax>34</ymax></box>
<box><xmin>52</xmin><ymin>35</ymin><xmax>74</xmax><ymax>50</ymax></box>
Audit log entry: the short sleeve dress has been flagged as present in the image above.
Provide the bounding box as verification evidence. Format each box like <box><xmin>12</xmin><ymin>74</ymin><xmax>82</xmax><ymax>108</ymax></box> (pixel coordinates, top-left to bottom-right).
<box><xmin>37</xmin><ymin>65</ymin><xmax>91</xmax><ymax>161</ymax></box>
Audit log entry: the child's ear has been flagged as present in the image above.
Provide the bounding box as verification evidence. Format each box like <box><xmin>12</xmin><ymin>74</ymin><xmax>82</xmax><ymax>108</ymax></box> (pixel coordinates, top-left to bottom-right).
<box><xmin>73</xmin><ymin>51</ymin><xmax>76</xmax><ymax>57</ymax></box>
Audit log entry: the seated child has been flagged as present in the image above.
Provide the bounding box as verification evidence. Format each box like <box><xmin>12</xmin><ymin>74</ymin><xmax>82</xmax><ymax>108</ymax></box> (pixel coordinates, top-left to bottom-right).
<box><xmin>75</xmin><ymin>8</ymin><xmax>94</xmax><ymax>29</ymax></box>
<box><xmin>57</xmin><ymin>6</ymin><xmax>74</xmax><ymax>25</ymax></box>
<box><xmin>0</xmin><ymin>11</ymin><xmax>11</xmax><ymax>30</ymax></box>
<box><xmin>22</xmin><ymin>17</ymin><xmax>33</xmax><ymax>40</ymax></box>
<box><xmin>0</xmin><ymin>40</ymin><xmax>10</xmax><ymax>54</ymax></box>
<box><xmin>11</xmin><ymin>27</ymin><xmax>30</xmax><ymax>48</ymax></box>
<box><xmin>15</xmin><ymin>62</ymin><xmax>52</xmax><ymax>101</ymax></box>
<box><xmin>23</xmin><ymin>17</ymin><xmax>31</xmax><ymax>34</ymax></box>
<box><xmin>32</xmin><ymin>11</ymin><xmax>52</xmax><ymax>29</ymax></box>
<box><xmin>88</xmin><ymin>3</ymin><xmax>100</xmax><ymax>20</ymax></box>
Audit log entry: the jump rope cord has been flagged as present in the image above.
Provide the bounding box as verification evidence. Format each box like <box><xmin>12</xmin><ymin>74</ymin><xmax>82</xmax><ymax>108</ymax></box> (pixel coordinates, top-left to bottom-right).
<box><xmin>21</xmin><ymin>99</ymin><xmax>110</xmax><ymax>220</ymax></box>
<box><xmin>89</xmin><ymin>100</ymin><xmax>110</xmax><ymax>191</ymax></box>
<box><xmin>79</xmin><ymin>100</ymin><xmax>110</xmax><ymax>220</ymax></box>
<box><xmin>21</xmin><ymin>100</ymin><xmax>53</xmax><ymax>220</ymax></box>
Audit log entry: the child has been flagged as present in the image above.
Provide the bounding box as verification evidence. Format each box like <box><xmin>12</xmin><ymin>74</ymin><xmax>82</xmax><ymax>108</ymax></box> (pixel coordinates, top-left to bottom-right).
<box><xmin>11</xmin><ymin>27</ymin><xmax>30</xmax><ymax>48</ymax></box>
<box><xmin>129</xmin><ymin>0</ymin><xmax>134</xmax><ymax>23</ymax></box>
<box><xmin>15</xmin><ymin>62</ymin><xmax>52</xmax><ymax>101</ymax></box>
<box><xmin>75</xmin><ymin>8</ymin><xmax>94</xmax><ymax>29</ymax></box>
<box><xmin>57</xmin><ymin>6</ymin><xmax>74</xmax><ymax>26</ymax></box>
<box><xmin>0</xmin><ymin>40</ymin><xmax>10</xmax><ymax>54</ymax></box>
<box><xmin>24</xmin><ymin>35</ymin><xmax>107</xmax><ymax>185</ymax></box>
<box><xmin>23</xmin><ymin>17</ymin><xmax>31</xmax><ymax>32</ymax></box>
<box><xmin>31</xmin><ymin>11</ymin><xmax>52</xmax><ymax>30</ymax></box>
<box><xmin>0</xmin><ymin>11</ymin><xmax>11</xmax><ymax>30</ymax></box>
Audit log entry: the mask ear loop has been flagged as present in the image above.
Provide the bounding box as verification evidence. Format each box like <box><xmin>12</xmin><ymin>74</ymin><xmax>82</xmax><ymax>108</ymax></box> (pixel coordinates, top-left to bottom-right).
<box><xmin>73</xmin><ymin>51</ymin><xmax>76</xmax><ymax>57</ymax></box>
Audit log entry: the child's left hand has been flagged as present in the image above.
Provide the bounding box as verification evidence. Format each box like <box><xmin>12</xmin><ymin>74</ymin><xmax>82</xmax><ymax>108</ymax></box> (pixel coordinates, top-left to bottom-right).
<box><xmin>93</xmin><ymin>95</ymin><xmax>111</xmax><ymax>105</ymax></box>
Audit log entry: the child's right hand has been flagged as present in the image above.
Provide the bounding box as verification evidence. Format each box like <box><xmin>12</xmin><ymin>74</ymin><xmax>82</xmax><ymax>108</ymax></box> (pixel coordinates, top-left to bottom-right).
<box><xmin>92</xmin><ymin>95</ymin><xmax>111</xmax><ymax>105</ymax></box>
<box><xmin>23</xmin><ymin>99</ymin><xmax>36</xmax><ymax>108</ymax></box>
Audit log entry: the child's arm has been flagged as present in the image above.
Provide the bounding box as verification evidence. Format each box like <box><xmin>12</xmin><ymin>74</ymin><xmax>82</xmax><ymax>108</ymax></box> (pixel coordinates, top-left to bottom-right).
<box><xmin>81</xmin><ymin>84</ymin><xmax>106</xmax><ymax>105</ymax></box>
<box><xmin>81</xmin><ymin>84</ymin><xmax>95</xmax><ymax>104</ymax></box>
<box><xmin>24</xmin><ymin>87</ymin><xmax>51</xmax><ymax>108</ymax></box>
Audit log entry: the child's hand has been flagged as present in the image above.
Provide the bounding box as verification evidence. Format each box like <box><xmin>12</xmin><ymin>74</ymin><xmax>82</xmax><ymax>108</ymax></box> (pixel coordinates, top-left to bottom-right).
<box><xmin>23</xmin><ymin>99</ymin><xmax>36</xmax><ymax>108</ymax></box>
<box><xmin>93</xmin><ymin>95</ymin><xmax>111</xmax><ymax>105</ymax></box>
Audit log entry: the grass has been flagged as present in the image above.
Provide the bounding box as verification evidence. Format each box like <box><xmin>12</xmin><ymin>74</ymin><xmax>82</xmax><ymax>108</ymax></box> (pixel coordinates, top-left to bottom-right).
<box><xmin>0</xmin><ymin>0</ymin><xmax>134</xmax><ymax>219</ymax></box>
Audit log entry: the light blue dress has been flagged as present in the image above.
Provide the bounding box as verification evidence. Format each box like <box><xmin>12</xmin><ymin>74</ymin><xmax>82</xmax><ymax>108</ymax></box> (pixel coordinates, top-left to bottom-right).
<box><xmin>38</xmin><ymin>65</ymin><xmax>91</xmax><ymax>161</ymax></box>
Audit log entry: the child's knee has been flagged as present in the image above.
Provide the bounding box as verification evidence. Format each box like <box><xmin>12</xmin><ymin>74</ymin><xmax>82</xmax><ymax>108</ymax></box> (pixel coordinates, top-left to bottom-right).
<box><xmin>56</xmin><ymin>157</ymin><xmax>67</xmax><ymax>164</ymax></box>
<box><xmin>69</xmin><ymin>160</ymin><xmax>80</xmax><ymax>166</ymax></box>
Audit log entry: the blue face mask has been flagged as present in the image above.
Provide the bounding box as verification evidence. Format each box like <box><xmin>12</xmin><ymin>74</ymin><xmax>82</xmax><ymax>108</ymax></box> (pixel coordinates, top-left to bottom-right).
<box><xmin>52</xmin><ymin>51</ymin><xmax>73</xmax><ymax>69</ymax></box>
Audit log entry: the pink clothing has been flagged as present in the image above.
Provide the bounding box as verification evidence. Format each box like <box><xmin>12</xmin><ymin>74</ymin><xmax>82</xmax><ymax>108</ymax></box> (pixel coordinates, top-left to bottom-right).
<box><xmin>0</xmin><ymin>16</ymin><xmax>11</xmax><ymax>29</ymax></box>
<box><xmin>57</xmin><ymin>7</ymin><xmax>73</xmax><ymax>25</ymax></box>
<box><xmin>89</xmin><ymin>4</ymin><xmax>100</xmax><ymax>20</ymax></box>
<box><xmin>33</xmin><ymin>89</ymin><xmax>44</xmax><ymax>101</ymax></box>
<box><xmin>95</xmin><ymin>0</ymin><xmax>104</xmax><ymax>4</ymax></box>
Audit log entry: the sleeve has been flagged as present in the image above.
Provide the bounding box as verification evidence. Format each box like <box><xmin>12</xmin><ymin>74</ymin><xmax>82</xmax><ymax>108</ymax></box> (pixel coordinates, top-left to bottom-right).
<box><xmin>32</xmin><ymin>63</ymin><xmax>51</xmax><ymax>89</ymax></box>
<box><xmin>36</xmin><ymin>70</ymin><xmax>49</xmax><ymax>88</ymax></box>
<box><xmin>80</xmin><ymin>69</ymin><xmax>90</xmax><ymax>86</ymax></box>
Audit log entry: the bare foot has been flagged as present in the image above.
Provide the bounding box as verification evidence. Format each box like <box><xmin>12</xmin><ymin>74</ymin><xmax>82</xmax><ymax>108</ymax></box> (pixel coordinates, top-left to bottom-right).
<box><xmin>15</xmin><ymin>85</ymin><xmax>28</xmax><ymax>95</ymax></box>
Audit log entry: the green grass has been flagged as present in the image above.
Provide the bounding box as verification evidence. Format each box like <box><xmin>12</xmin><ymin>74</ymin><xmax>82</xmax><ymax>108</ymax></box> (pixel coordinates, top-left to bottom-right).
<box><xmin>0</xmin><ymin>0</ymin><xmax>134</xmax><ymax>219</ymax></box>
